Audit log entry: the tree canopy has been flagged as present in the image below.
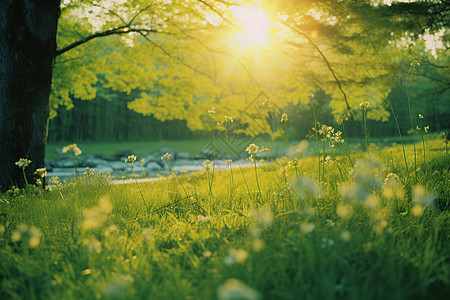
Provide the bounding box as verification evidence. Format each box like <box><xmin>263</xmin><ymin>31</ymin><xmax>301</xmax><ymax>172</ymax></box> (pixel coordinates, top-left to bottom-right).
<box><xmin>53</xmin><ymin>0</ymin><xmax>449</xmax><ymax>135</ymax></box>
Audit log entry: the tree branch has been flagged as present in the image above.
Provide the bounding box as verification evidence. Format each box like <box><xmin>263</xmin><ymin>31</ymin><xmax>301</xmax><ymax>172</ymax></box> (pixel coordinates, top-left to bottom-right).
<box><xmin>282</xmin><ymin>22</ymin><xmax>355</xmax><ymax>118</ymax></box>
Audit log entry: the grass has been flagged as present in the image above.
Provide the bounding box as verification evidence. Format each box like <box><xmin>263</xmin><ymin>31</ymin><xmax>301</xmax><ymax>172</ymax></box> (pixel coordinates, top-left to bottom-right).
<box><xmin>1</xmin><ymin>136</ymin><xmax>449</xmax><ymax>299</ymax></box>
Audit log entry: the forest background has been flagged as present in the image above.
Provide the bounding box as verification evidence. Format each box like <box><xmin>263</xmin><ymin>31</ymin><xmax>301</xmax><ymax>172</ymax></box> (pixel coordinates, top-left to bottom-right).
<box><xmin>48</xmin><ymin>0</ymin><xmax>449</xmax><ymax>143</ymax></box>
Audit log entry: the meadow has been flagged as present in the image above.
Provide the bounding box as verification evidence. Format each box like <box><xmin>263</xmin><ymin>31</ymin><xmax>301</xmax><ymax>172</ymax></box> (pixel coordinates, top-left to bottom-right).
<box><xmin>1</xmin><ymin>133</ymin><xmax>449</xmax><ymax>299</ymax></box>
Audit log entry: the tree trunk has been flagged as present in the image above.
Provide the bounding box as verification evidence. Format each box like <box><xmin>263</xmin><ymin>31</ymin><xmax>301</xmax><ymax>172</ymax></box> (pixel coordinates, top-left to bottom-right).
<box><xmin>0</xmin><ymin>0</ymin><xmax>60</xmax><ymax>191</ymax></box>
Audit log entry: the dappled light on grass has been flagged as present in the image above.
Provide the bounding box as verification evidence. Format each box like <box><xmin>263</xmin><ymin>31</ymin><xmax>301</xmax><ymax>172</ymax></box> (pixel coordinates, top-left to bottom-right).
<box><xmin>1</xmin><ymin>136</ymin><xmax>449</xmax><ymax>298</ymax></box>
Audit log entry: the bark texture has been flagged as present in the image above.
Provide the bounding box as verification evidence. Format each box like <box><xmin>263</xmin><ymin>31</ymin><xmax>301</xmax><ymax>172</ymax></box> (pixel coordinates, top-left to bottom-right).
<box><xmin>0</xmin><ymin>0</ymin><xmax>60</xmax><ymax>191</ymax></box>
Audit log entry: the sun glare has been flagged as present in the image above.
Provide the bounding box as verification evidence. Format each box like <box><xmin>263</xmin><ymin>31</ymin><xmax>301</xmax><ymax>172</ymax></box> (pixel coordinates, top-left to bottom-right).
<box><xmin>230</xmin><ymin>5</ymin><xmax>271</xmax><ymax>48</ymax></box>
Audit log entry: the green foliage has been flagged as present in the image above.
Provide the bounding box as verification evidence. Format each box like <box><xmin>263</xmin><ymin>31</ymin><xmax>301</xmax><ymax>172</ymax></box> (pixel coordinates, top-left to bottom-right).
<box><xmin>51</xmin><ymin>0</ymin><xmax>449</xmax><ymax>135</ymax></box>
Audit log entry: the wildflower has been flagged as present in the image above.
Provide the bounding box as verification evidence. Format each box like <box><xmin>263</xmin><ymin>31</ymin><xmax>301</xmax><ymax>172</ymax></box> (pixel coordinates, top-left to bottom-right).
<box><xmin>34</xmin><ymin>168</ymin><xmax>47</xmax><ymax>178</ymax></box>
<box><xmin>293</xmin><ymin>176</ymin><xmax>323</xmax><ymax>198</ymax></box>
<box><xmin>81</xmin><ymin>197</ymin><xmax>112</xmax><ymax>230</ymax></box>
<box><xmin>424</xmin><ymin>126</ymin><xmax>429</xmax><ymax>133</ymax></box>
<box><xmin>246</xmin><ymin>143</ymin><xmax>259</xmax><ymax>156</ymax></box>
<box><xmin>208</xmin><ymin>107</ymin><xmax>216</xmax><ymax>115</ymax></box>
<box><xmin>11</xmin><ymin>224</ymin><xmax>41</xmax><ymax>248</ymax></box>
<box><xmin>336</xmin><ymin>115</ymin><xmax>348</xmax><ymax>124</ymax></box>
<box><xmin>224</xmin><ymin>115</ymin><xmax>234</xmax><ymax>123</ymax></box>
<box><xmin>340</xmin><ymin>230</ymin><xmax>351</xmax><ymax>242</ymax></box>
<box><xmin>62</xmin><ymin>144</ymin><xmax>82</xmax><ymax>156</ymax></box>
<box><xmin>48</xmin><ymin>176</ymin><xmax>62</xmax><ymax>188</ymax></box>
<box><xmin>305</xmin><ymin>93</ymin><xmax>314</xmax><ymax>105</ymax></box>
<box><xmin>413</xmin><ymin>185</ymin><xmax>435</xmax><ymax>206</ymax></box>
<box><xmin>249</xmin><ymin>205</ymin><xmax>273</xmax><ymax>227</ymax></box>
<box><xmin>15</xmin><ymin>158</ymin><xmax>31</xmax><ymax>169</ymax></box>
<box><xmin>142</xmin><ymin>228</ymin><xmax>153</xmax><ymax>240</ymax></box>
<box><xmin>261</xmin><ymin>98</ymin><xmax>272</xmax><ymax>108</ymax></box>
<box><xmin>82</xmin><ymin>237</ymin><xmax>102</xmax><ymax>253</ymax></box>
<box><xmin>360</xmin><ymin>101</ymin><xmax>370</xmax><ymax>109</ymax></box>
<box><xmin>102</xmin><ymin>274</ymin><xmax>133</xmax><ymax>299</ymax></box>
<box><xmin>203</xmin><ymin>160</ymin><xmax>212</xmax><ymax>171</ymax></box>
<box><xmin>140</xmin><ymin>159</ymin><xmax>145</xmax><ymax>164</ymax></box>
<box><xmin>161</xmin><ymin>152</ymin><xmax>172</xmax><ymax>161</ymax></box>
<box><xmin>104</xmin><ymin>225</ymin><xmax>119</xmax><ymax>237</ymax></box>
<box><xmin>197</xmin><ymin>215</ymin><xmax>211</xmax><ymax>223</ymax></box>
<box><xmin>289</xmin><ymin>158</ymin><xmax>300</xmax><ymax>168</ymax></box>
<box><xmin>125</xmin><ymin>155</ymin><xmax>137</xmax><ymax>164</ymax></box>
<box><xmin>321</xmin><ymin>238</ymin><xmax>334</xmax><ymax>248</ymax></box>
<box><xmin>351</xmin><ymin>158</ymin><xmax>384</xmax><ymax>191</ymax></box>
<box><xmin>217</xmin><ymin>279</ymin><xmax>261</xmax><ymax>300</ymax></box>
<box><xmin>418</xmin><ymin>114</ymin><xmax>423</xmax><ymax>119</ymax></box>
<box><xmin>382</xmin><ymin>173</ymin><xmax>404</xmax><ymax>200</ymax></box>
<box><xmin>224</xmin><ymin>248</ymin><xmax>248</xmax><ymax>265</ymax></box>
<box><xmin>280</xmin><ymin>113</ymin><xmax>288</xmax><ymax>123</ymax></box>
<box><xmin>337</xmin><ymin>204</ymin><xmax>351</xmax><ymax>218</ymax></box>
<box><xmin>252</xmin><ymin>239</ymin><xmax>264</xmax><ymax>251</ymax></box>
<box><xmin>365</xmin><ymin>194</ymin><xmax>379</xmax><ymax>209</ymax></box>
<box><xmin>373</xmin><ymin>218</ymin><xmax>388</xmax><ymax>235</ymax></box>
<box><xmin>81</xmin><ymin>269</ymin><xmax>92</xmax><ymax>276</ymax></box>
<box><xmin>340</xmin><ymin>183</ymin><xmax>369</xmax><ymax>202</ymax></box>
<box><xmin>300</xmin><ymin>222</ymin><xmax>315</xmax><ymax>234</ymax></box>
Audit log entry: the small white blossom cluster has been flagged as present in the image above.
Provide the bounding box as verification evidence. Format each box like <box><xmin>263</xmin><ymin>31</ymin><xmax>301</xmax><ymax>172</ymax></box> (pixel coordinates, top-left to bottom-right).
<box><xmin>313</xmin><ymin>124</ymin><xmax>344</xmax><ymax>147</ymax></box>
<box><xmin>15</xmin><ymin>158</ymin><xmax>31</xmax><ymax>169</ymax></box>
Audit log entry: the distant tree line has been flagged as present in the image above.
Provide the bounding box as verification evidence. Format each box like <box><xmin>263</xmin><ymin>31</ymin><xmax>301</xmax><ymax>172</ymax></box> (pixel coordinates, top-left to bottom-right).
<box><xmin>47</xmin><ymin>92</ymin><xmax>202</xmax><ymax>142</ymax></box>
<box><xmin>48</xmin><ymin>77</ymin><xmax>449</xmax><ymax>143</ymax></box>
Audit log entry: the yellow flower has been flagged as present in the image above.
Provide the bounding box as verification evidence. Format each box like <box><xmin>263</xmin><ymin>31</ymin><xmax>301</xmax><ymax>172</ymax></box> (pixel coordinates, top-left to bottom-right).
<box><xmin>359</xmin><ymin>101</ymin><xmax>370</xmax><ymax>109</ymax></box>
<box><xmin>125</xmin><ymin>155</ymin><xmax>137</xmax><ymax>164</ymax></box>
<box><xmin>34</xmin><ymin>168</ymin><xmax>47</xmax><ymax>178</ymax></box>
<box><xmin>161</xmin><ymin>152</ymin><xmax>172</xmax><ymax>161</ymax></box>
<box><xmin>62</xmin><ymin>144</ymin><xmax>82</xmax><ymax>156</ymax></box>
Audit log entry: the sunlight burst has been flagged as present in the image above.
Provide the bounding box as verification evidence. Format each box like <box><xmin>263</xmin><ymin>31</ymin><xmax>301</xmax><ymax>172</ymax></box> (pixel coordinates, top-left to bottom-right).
<box><xmin>230</xmin><ymin>5</ymin><xmax>271</xmax><ymax>48</ymax></box>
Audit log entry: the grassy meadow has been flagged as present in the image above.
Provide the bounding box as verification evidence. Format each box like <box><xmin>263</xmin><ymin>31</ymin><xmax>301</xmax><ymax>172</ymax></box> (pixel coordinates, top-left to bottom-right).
<box><xmin>1</xmin><ymin>134</ymin><xmax>449</xmax><ymax>299</ymax></box>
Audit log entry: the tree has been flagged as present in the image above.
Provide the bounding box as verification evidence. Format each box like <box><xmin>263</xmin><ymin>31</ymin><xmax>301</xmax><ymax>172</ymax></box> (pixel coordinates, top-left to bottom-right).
<box><xmin>1</xmin><ymin>0</ymin><xmax>448</xmax><ymax>191</ymax></box>
<box><xmin>0</xmin><ymin>0</ymin><xmax>61</xmax><ymax>191</ymax></box>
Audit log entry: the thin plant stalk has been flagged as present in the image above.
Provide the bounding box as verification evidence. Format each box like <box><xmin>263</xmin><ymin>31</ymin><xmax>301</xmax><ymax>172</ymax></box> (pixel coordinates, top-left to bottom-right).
<box><xmin>363</xmin><ymin>107</ymin><xmax>370</xmax><ymax>158</ymax></box>
<box><xmin>227</xmin><ymin>160</ymin><xmax>234</xmax><ymax>198</ymax></box>
<box><xmin>252</xmin><ymin>157</ymin><xmax>262</xmax><ymax>198</ymax></box>
<box><xmin>312</xmin><ymin>105</ymin><xmax>321</xmax><ymax>183</ymax></box>
<box><xmin>341</xmin><ymin>120</ymin><xmax>354</xmax><ymax>168</ymax></box>
<box><xmin>322</xmin><ymin>140</ymin><xmax>326</xmax><ymax>181</ymax></box>
<box><xmin>406</xmin><ymin>62</ymin><xmax>418</xmax><ymax>181</ymax></box>
<box><xmin>130</xmin><ymin>163</ymin><xmax>149</xmax><ymax>211</ymax></box>
<box><xmin>164</xmin><ymin>156</ymin><xmax>206</xmax><ymax>214</ymax></box>
<box><xmin>164</xmin><ymin>157</ymin><xmax>189</xmax><ymax>198</ymax></box>
<box><xmin>211</xmin><ymin>117</ymin><xmax>216</xmax><ymax>188</ymax></box>
<box><xmin>364</xmin><ymin>66</ymin><xmax>409</xmax><ymax>177</ymax></box>
<box><xmin>21</xmin><ymin>168</ymin><xmax>29</xmax><ymax>187</ymax></box>
<box><xmin>139</xmin><ymin>160</ymin><xmax>156</xmax><ymax>195</ymax></box>
<box><xmin>418</xmin><ymin>118</ymin><xmax>426</xmax><ymax>164</ymax></box>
